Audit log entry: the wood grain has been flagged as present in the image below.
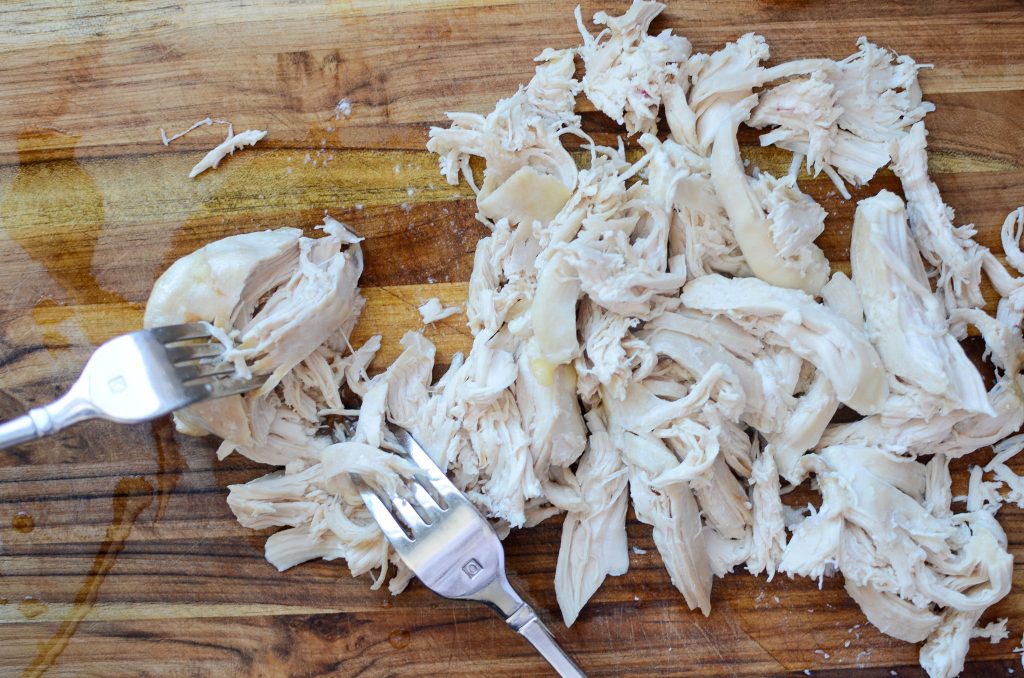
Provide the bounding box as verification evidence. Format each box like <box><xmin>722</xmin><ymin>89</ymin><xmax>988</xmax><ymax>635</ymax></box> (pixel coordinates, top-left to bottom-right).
<box><xmin>1</xmin><ymin>1</ymin><xmax>1024</xmax><ymax>676</ymax></box>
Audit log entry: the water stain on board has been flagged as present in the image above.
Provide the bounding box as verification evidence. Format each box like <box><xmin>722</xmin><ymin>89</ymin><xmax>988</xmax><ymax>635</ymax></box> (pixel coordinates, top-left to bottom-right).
<box><xmin>149</xmin><ymin>417</ymin><xmax>187</xmax><ymax>524</ymax></box>
<box><xmin>18</xmin><ymin>597</ymin><xmax>48</xmax><ymax>619</ymax></box>
<box><xmin>23</xmin><ymin>476</ymin><xmax>153</xmax><ymax>678</ymax></box>
<box><xmin>387</xmin><ymin>628</ymin><xmax>410</xmax><ymax>650</ymax></box>
<box><xmin>29</xmin><ymin>299</ymin><xmax>73</xmax><ymax>349</ymax></box>
<box><xmin>12</xmin><ymin>512</ymin><xmax>35</xmax><ymax>533</ymax></box>
<box><xmin>2</xmin><ymin>129</ymin><xmax>142</xmax><ymax>348</ymax></box>
<box><xmin>2</xmin><ymin>130</ymin><xmax>124</xmax><ymax>306</ymax></box>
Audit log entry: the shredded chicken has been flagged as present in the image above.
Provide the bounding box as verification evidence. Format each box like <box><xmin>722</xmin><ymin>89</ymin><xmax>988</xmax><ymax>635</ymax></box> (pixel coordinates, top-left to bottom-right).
<box><xmin>160</xmin><ymin>116</ymin><xmax>231</xmax><ymax>146</ymax></box>
<box><xmin>750</xmin><ymin>37</ymin><xmax>933</xmax><ymax>198</ymax></box>
<box><xmin>891</xmin><ymin>122</ymin><xmax>987</xmax><ymax>319</ymax></box>
<box><xmin>146</xmin><ymin>217</ymin><xmax>423</xmax><ymax>591</ymax></box>
<box><xmin>149</xmin><ymin>4</ymin><xmax>1024</xmax><ymax>676</ymax></box>
<box><xmin>418</xmin><ymin>297</ymin><xmax>461</xmax><ymax>324</ymax></box>
<box><xmin>850</xmin><ymin>190</ymin><xmax>991</xmax><ymax>417</ymax></box>
<box><xmin>555</xmin><ymin>409</ymin><xmax>629</xmax><ymax>625</ymax></box>
<box><xmin>575</xmin><ymin>0</ymin><xmax>690</xmax><ymax>136</ymax></box>
<box><xmin>188</xmin><ymin>129</ymin><xmax>267</xmax><ymax>178</ymax></box>
<box><xmin>681</xmin><ymin>274</ymin><xmax>888</xmax><ymax>414</ymax></box>
<box><xmin>710</xmin><ymin>96</ymin><xmax>830</xmax><ymax>293</ymax></box>
<box><xmin>426</xmin><ymin>47</ymin><xmax>583</xmax><ymax>196</ymax></box>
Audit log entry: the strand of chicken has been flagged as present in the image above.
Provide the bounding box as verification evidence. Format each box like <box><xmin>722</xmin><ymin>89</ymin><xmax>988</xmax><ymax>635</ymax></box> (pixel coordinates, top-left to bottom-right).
<box><xmin>430</xmin><ymin>4</ymin><xmax>1024</xmax><ymax>677</ymax></box>
<box><xmin>148</xmin><ymin>3</ymin><xmax>1024</xmax><ymax>677</ymax></box>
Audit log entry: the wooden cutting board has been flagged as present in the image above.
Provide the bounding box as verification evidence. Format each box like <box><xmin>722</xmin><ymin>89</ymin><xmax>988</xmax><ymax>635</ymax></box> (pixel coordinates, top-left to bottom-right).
<box><xmin>1</xmin><ymin>1</ymin><xmax>1023</xmax><ymax>675</ymax></box>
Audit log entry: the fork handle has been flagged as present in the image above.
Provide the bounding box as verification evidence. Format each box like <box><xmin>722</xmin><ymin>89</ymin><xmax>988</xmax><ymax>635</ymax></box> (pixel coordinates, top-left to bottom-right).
<box><xmin>0</xmin><ymin>392</ymin><xmax>98</xmax><ymax>451</ymax></box>
<box><xmin>507</xmin><ymin>604</ymin><xmax>587</xmax><ymax>678</ymax></box>
<box><xmin>0</xmin><ymin>413</ymin><xmax>45</xmax><ymax>450</ymax></box>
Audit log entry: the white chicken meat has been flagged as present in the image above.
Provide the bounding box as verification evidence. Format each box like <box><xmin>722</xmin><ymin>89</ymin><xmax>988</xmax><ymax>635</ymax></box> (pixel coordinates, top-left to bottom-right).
<box><xmin>147</xmin><ymin>4</ymin><xmax>1024</xmax><ymax>676</ymax></box>
<box><xmin>575</xmin><ymin>0</ymin><xmax>690</xmax><ymax>136</ymax></box>
<box><xmin>850</xmin><ymin>190</ymin><xmax>990</xmax><ymax>418</ymax></box>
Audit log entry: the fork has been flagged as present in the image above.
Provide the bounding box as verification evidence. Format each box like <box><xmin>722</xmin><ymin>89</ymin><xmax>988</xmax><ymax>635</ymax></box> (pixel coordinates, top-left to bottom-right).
<box><xmin>0</xmin><ymin>322</ymin><xmax>266</xmax><ymax>451</ymax></box>
<box><xmin>356</xmin><ymin>429</ymin><xmax>587</xmax><ymax>678</ymax></box>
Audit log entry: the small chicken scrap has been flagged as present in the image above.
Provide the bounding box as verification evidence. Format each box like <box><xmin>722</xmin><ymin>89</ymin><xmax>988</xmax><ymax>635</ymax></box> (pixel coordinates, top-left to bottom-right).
<box><xmin>418</xmin><ymin>297</ymin><xmax>462</xmax><ymax>324</ymax></box>
<box><xmin>147</xmin><ymin>3</ymin><xmax>1024</xmax><ymax>676</ymax></box>
<box><xmin>189</xmin><ymin>129</ymin><xmax>267</xmax><ymax>178</ymax></box>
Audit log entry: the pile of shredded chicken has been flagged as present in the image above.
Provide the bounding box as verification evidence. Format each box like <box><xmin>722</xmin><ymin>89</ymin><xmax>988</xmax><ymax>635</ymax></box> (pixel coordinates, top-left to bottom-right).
<box><xmin>145</xmin><ymin>3</ymin><xmax>1024</xmax><ymax>676</ymax></box>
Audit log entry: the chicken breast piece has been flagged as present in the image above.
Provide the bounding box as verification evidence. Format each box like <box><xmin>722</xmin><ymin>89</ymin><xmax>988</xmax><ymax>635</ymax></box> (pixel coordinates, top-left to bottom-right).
<box><xmin>620</xmin><ymin>429</ymin><xmax>712</xmax><ymax>615</ymax></box>
<box><xmin>749</xmin><ymin>38</ymin><xmax>932</xmax><ymax>197</ymax></box>
<box><xmin>666</xmin><ymin>33</ymin><xmax>826</xmax><ymax>155</ymax></box>
<box><xmin>555</xmin><ymin>409</ymin><xmax>629</xmax><ymax>626</ymax></box>
<box><xmin>145</xmin><ymin>219</ymin><xmax>365</xmax><ymax>463</ymax></box>
<box><xmin>851</xmin><ymin>190</ymin><xmax>991</xmax><ymax>416</ymax></box>
<box><xmin>145</xmin><ymin>228</ymin><xmax>301</xmax><ymax>330</ymax></box>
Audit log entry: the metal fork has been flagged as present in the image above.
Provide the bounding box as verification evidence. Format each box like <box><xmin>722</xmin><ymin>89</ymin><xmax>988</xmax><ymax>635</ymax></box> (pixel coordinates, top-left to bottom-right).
<box><xmin>0</xmin><ymin>322</ymin><xmax>266</xmax><ymax>451</ymax></box>
<box><xmin>356</xmin><ymin>429</ymin><xmax>587</xmax><ymax>678</ymax></box>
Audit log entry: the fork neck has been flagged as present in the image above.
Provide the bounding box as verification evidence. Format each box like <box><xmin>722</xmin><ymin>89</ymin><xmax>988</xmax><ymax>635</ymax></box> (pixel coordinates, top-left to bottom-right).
<box><xmin>0</xmin><ymin>384</ymin><xmax>99</xmax><ymax>451</ymax></box>
<box><xmin>33</xmin><ymin>384</ymin><xmax>100</xmax><ymax>437</ymax></box>
<box><xmin>470</xmin><ymin>574</ymin><xmax>526</xmax><ymax>619</ymax></box>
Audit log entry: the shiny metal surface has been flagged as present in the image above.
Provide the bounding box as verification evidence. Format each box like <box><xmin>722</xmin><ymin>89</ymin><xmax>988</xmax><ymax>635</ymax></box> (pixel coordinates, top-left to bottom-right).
<box><xmin>0</xmin><ymin>322</ymin><xmax>265</xmax><ymax>450</ymax></box>
<box><xmin>357</xmin><ymin>429</ymin><xmax>587</xmax><ymax>678</ymax></box>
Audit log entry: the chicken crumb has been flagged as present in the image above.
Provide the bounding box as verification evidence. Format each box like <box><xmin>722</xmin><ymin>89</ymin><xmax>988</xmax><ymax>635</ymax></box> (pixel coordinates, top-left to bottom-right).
<box><xmin>418</xmin><ymin>298</ymin><xmax>462</xmax><ymax>324</ymax></box>
<box><xmin>159</xmin><ymin>116</ymin><xmax>230</xmax><ymax>145</ymax></box>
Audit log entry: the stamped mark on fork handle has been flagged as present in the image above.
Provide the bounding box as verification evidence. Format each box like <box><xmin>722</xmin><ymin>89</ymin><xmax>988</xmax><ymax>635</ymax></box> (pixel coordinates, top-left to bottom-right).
<box><xmin>462</xmin><ymin>558</ymin><xmax>482</xmax><ymax>578</ymax></box>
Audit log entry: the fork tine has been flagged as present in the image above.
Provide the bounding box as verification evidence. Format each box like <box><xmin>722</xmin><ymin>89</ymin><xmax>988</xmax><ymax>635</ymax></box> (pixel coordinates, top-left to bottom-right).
<box><xmin>209</xmin><ymin>374</ymin><xmax>269</xmax><ymax>398</ymax></box>
<box><xmin>398</xmin><ymin>430</ymin><xmax>465</xmax><ymax>502</ymax></box>
<box><xmin>175</xmin><ymin>361</ymin><xmax>237</xmax><ymax>383</ymax></box>
<box><xmin>185</xmin><ymin>374</ymin><xmax>268</xmax><ymax>400</ymax></box>
<box><xmin>165</xmin><ymin>343</ymin><xmax>224</xmax><ymax>364</ymax></box>
<box><xmin>355</xmin><ymin>480</ymin><xmax>413</xmax><ymax>546</ymax></box>
<box><xmin>392</xmin><ymin>495</ymin><xmax>429</xmax><ymax>535</ymax></box>
<box><xmin>149</xmin><ymin>322</ymin><xmax>211</xmax><ymax>344</ymax></box>
<box><xmin>408</xmin><ymin>480</ymin><xmax>444</xmax><ymax>514</ymax></box>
